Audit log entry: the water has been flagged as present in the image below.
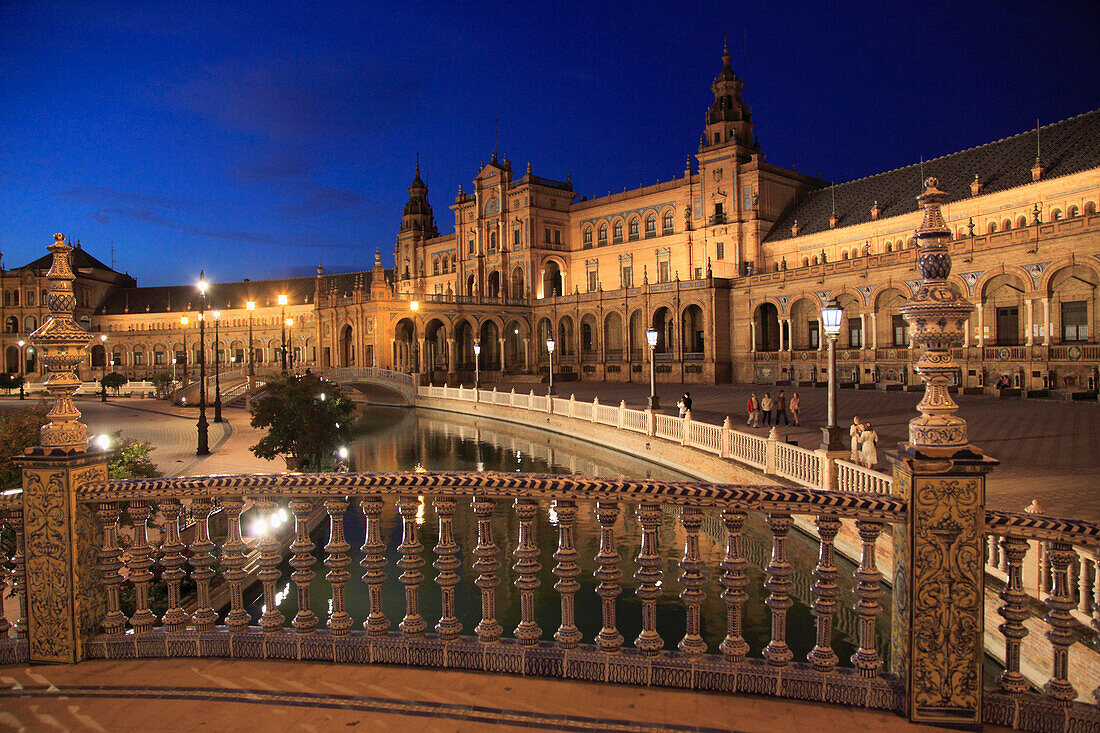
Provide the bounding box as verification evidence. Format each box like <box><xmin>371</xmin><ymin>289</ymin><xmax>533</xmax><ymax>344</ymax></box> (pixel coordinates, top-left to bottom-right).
<box><xmin>242</xmin><ymin>406</ymin><xmax>890</xmax><ymax>667</ymax></box>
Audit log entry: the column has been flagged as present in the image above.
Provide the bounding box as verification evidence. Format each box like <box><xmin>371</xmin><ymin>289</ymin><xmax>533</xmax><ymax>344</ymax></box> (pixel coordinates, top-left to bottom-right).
<box><xmin>522</xmin><ymin>337</ymin><xmax>530</xmax><ymax>373</ymax></box>
<box><xmin>498</xmin><ymin>337</ymin><xmax>506</xmax><ymax>373</ymax></box>
<box><xmin>778</xmin><ymin>319</ymin><xmax>785</xmax><ymax>352</ymax></box>
<box><xmin>1025</xmin><ymin>299</ymin><xmax>1034</xmax><ymax>346</ymax></box>
<box><xmin>861</xmin><ymin>313</ymin><xmax>868</xmax><ymax>349</ymax></box>
<box><xmin>1042</xmin><ymin>297</ymin><xmax>1051</xmax><ymax>346</ymax></box>
<box><xmin>962</xmin><ymin>318</ymin><xmax>970</xmax><ymax>348</ymax></box>
<box><xmin>447</xmin><ymin>338</ymin><xmax>456</xmax><ymax>378</ymax></box>
<box><xmin>977</xmin><ymin>303</ymin><xmax>985</xmax><ymax>347</ymax></box>
<box><xmin>418</xmin><ymin>338</ymin><xmax>426</xmax><ymax>372</ymax></box>
<box><xmin>870</xmin><ymin>312</ymin><xmax>878</xmax><ymax>350</ymax></box>
<box><xmin>749</xmin><ymin>321</ymin><xmax>756</xmax><ymax>353</ymax></box>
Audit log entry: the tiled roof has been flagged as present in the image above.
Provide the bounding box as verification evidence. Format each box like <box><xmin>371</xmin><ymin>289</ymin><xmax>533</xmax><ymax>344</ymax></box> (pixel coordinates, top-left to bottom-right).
<box><xmin>17</xmin><ymin>244</ymin><xmax>129</xmax><ymax>280</ymax></box>
<box><xmin>765</xmin><ymin>108</ymin><xmax>1100</xmax><ymax>243</ymax></box>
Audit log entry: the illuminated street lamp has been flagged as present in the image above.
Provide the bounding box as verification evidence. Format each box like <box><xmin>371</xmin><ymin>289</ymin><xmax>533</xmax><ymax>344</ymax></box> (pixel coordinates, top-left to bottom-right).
<box><xmin>196</xmin><ymin>272</ymin><xmax>210</xmax><ymax>456</ymax></box>
<box><xmin>17</xmin><ymin>339</ymin><xmax>25</xmax><ymax>400</ymax></box>
<box><xmin>546</xmin><ymin>338</ymin><xmax>556</xmax><ymax>396</ymax></box>
<box><xmin>99</xmin><ymin>334</ymin><xmax>108</xmax><ymax>402</ymax></box>
<box><xmin>646</xmin><ymin>328</ymin><xmax>659</xmax><ymax>410</ymax></box>
<box><xmin>180</xmin><ymin>316</ymin><xmax>189</xmax><ymax>386</ymax></box>
<box><xmin>820</xmin><ymin>298</ymin><xmax>845</xmax><ymax>451</ymax></box>
<box><xmin>285</xmin><ymin>317</ymin><xmax>295</xmax><ymax>371</ymax></box>
<box><xmin>172</xmin><ymin>356</ymin><xmax>177</xmax><ymax>384</ymax></box>
<box><xmin>212</xmin><ymin>310</ymin><xmax>222</xmax><ymax>423</ymax></box>
<box><xmin>246</xmin><ymin>301</ymin><xmax>256</xmax><ymax>378</ymax></box>
<box><xmin>473</xmin><ymin>341</ymin><xmax>481</xmax><ymax>389</ymax></box>
<box><xmin>278</xmin><ymin>294</ymin><xmax>288</xmax><ymax>372</ymax></box>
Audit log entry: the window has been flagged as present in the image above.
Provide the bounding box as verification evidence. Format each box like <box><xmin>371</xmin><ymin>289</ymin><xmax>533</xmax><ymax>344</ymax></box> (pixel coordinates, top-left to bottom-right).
<box><xmin>808</xmin><ymin>321</ymin><xmax>820</xmax><ymax>349</ymax></box>
<box><xmin>743</xmin><ymin>186</ymin><xmax>752</xmax><ymax>211</ymax></box>
<box><xmin>996</xmin><ymin>306</ymin><xmax>1019</xmax><ymax>345</ymax></box>
<box><xmin>1051</xmin><ymin>209</ymin><xmax>1062</xmax><ymax>221</ymax></box>
<box><xmin>545</xmin><ymin>228</ymin><xmax>551</xmax><ymax>244</ymax></box>
<box><xmin>713</xmin><ymin>132</ymin><xmax>720</xmax><ymax>144</ymax></box>
<box><xmin>892</xmin><ymin>315</ymin><xmax>909</xmax><ymax>347</ymax></box>
<box><xmin>1069</xmin><ymin>205</ymin><xmax>1080</xmax><ymax>218</ymax></box>
<box><xmin>1085</xmin><ymin>202</ymin><xmax>1096</xmax><ymax>215</ymax></box>
<box><xmin>662</xmin><ymin>211</ymin><xmax>674</xmax><ymax>233</ymax></box>
<box><xmin>621</xmin><ymin>265</ymin><xmax>633</xmax><ymax>289</ymax></box>
<box><xmin>644</xmin><ymin>215</ymin><xmax>656</xmax><ymax>237</ymax></box>
<box><xmin>175</xmin><ymin>350</ymin><xmax>185</xmax><ymax>365</ymax></box>
<box><xmin>434</xmin><ymin>284</ymin><xmax>443</xmax><ymax>295</ymax></box>
<box><xmin>694</xmin><ymin>267</ymin><xmax>703</xmax><ymax>280</ymax></box>
<box><xmin>583</xmin><ymin>227</ymin><xmax>592</xmax><ymax>245</ymax></box>
<box><xmin>468</xmin><ymin>237</ymin><xmax>475</xmax><ymax>254</ymax></box>
<box><xmin>598</xmin><ymin>224</ymin><xmax>607</xmax><ymax>244</ymax></box>
<box><xmin>587</xmin><ymin>270</ymin><xmax>598</xmax><ymax>292</ymax></box>
<box><xmin>658</xmin><ymin>261</ymin><xmax>670</xmax><ymax>283</ymax></box>
<box><xmin>716</xmin><ymin>242</ymin><xmax>724</xmax><ymax>260</ymax></box>
<box><xmin>1062</xmin><ymin>300</ymin><xmax>1088</xmax><ymax>342</ymax></box>
<box><xmin>12</xmin><ymin>291</ymin><xmax>18</xmax><ymax>306</ymax></box>
<box><xmin>433</xmin><ymin>259</ymin><xmax>440</xmax><ymax>275</ymax></box>
<box><xmin>628</xmin><ymin>218</ymin><xmax>639</xmax><ymax>239</ymax></box>
<box><xmin>554</xmin><ymin>229</ymin><xmax>561</xmax><ymax>244</ymax></box>
<box><xmin>489</xmin><ymin>231</ymin><xmax>497</xmax><ymax>252</ymax></box>
<box><xmin>26</xmin><ymin>291</ymin><xmax>34</xmax><ymax>306</ymax></box>
<box><xmin>24</xmin><ymin>316</ymin><xmax>36</xmax><ymax>331</ymax></box>
<box><xmin>513</xmin><ymin>228</ymin><xmax>521</xmax><ymax>246</ymax></box>
<box><xmin>132</xmin><ymin>351</ymin><xmax>144</xmax><ymax>366</ymax></box>
<box><xmin>233</xmin><ymin>348</ymin><xmax>244</xmax><ymax>363</ymax></box>
<box><xmin>613</xmin><ymin>222</ymin><xmax>623</xmax><ymax>243</ymax></box>
<box><xmin>848</xmin><ymin>317</ymin><xmax>863</xmax><ymax>347</ymax></box>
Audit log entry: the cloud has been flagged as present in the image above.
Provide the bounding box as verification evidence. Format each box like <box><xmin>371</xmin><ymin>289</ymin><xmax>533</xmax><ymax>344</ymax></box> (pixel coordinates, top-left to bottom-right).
<box><xmin>60</xmin><ymin>185</ymin><xmax>189</xmax><ymax>209</ymax></box>
<box><xmin>233</xmin><ymin>148</ymin><xmax>313</xmax><ymax>183</ymax></box>
<box><xmin>280</xmin><ymin>183</ymin><xmax>364</xmax><ymax>217</ymax></box>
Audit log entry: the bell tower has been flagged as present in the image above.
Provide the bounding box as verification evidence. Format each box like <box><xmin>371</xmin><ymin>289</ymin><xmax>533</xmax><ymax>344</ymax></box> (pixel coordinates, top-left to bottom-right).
<box><xmin>395</xmin><ymin>155</ymin><xmax>438</xmax><ymax>294</ymax></box>
<box><xmin>700</xmin><ymin>37</ymin><xmax>754</xmax><ymax>154</ymax></box>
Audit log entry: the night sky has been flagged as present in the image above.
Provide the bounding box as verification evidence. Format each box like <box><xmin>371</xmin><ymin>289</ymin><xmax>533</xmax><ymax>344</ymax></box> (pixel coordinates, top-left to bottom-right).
<box><xmin>2</xmin><ymin>1</ymin><xmax>1097</xmax><ymax>286</ymax></box>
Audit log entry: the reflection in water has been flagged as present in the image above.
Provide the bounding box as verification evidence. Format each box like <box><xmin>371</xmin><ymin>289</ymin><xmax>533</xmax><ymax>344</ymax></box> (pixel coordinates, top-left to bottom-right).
<box><xmin>244</xmin><ymin>406</ymin><xmax>890</xmax><ymax>666</ymax></box>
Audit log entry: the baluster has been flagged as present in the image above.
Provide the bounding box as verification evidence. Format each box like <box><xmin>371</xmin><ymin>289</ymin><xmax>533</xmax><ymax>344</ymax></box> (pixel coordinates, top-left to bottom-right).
<box><xmin>593</xmin><ymin>501</ymin><xmax>623</xmax><ymax>652</ymax></box>
<box><xmin>1041</xmin><ymin>542</ymin><xmax>1053</xmax><ymax>594</ymax></box>
<box><xmin>324</xmin><ymin>497</ymin><xmax>352</xmax><ymax>634</ymax></box>
<box><xmin>1070</xmin><ymin>557</ymin><xmax>1081</xmax><ymax>606</ymax></box>
<box><xmin>471</xmin><ymin>497</ymin><xmax>502</xmax><ymax>643</ymax></box>
<box><xmin>552</xmin><ymin>499</ymin><xmax>582</xmax><ymax>648</ymax></box>
<box><xmin>433</xmin><ymin>497</ymin><xmax>462</xmax><ymax>639</ymax></box>
<box><xmin>851</xmin><ymin>520</ymin><xmax>883</xmax><ymax>677</ymax></box>
<box><xmin>984</xmin><ymin>534</ymin><xmax>995</xmax><ymax>567</ymax></box>
<box><xmin>95</xmin><ymin>502</ymin><xmax>126</xmax><ymax>635</ymax></box>
<box><xmin>808</xmin><ymin>514</ymin><xmax>841</xmax><ymax>671</ymax></box>
<box><xmin>127</xmin><ymin>501</ymin><xmax>157</xmax><ymax>633</ymax></box>
<box><xmin>763</xmin><ymin>513</ymin><xmax>794</xmax><ymax>666</ymax></box>
<box><xmin>187</xmin><ymin>498</ymin><xmax>217</xmax><ymax>631</ymax></box>
<box><xmin>220</xmin><ymin>497</ymin><xmax>250</xmax><ymax>631</ymax></box>
<box><xmin>289</xmin><ymin>499</ymin><xmax>317</xmax><ymax>633</ymax></box>
<box><xmin>997</xmin><ymin>535</ymin><xmax>1030</xmax><ymax>693</ymax></box>
<box><xmin>158</xmin><ymin>499</ymin><xmax>190</xmax><ymax>632</ymax></box>
<box><xmin>10</xmin><ymin>507</ymin><xmax>26</xmax><ymax>639</ymax></box>
<box><xmin>719</xmin><ymin>509</ymin><xmax>749</xmax><ymax>661</ymax></box>
<box><xmin>512</xmin><ymin>498</ymin><xmax>542</xmax><ymax>644</ymax></box>
<box><xmin>634</xmin><ymin>502</ymin><xmax>663</xmax><ymax>656</ymax></box>
<box><xmin>396</xmin><ymin>496</ymin><xmax>426</xmax><ymax>635</ymax></box>
<box><xmin>359</xmin><ymin>496</ymin><xmax>389</xmax><ymax>636</ymax></box>
<box><xmin>254</xmin><ymin>499</ymin><xmax>284</xmax><ymax>632</ymax></box>
<box><xmin>1043</xmin><ymin>542</ymin><xmax>1078</xmax><ymax>701</ymax></box>
<box><xmin>678</xmin><ymin>506</ymin><xmax>706</xmax><ymax>655</ymax></box>
<box><xmin>1079</xmin><ymin>556</ymin><xmax>1095</xmax><ymax>615</ymax></box>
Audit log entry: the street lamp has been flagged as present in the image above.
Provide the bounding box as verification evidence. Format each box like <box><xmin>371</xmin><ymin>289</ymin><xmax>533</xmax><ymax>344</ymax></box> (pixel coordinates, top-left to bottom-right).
<box><xmin>246</xmin><ymin>301</ymin><xmax>256</xmax><ymax>378</ymax></box>
<box><xmin>473</xmin><ymin>341</ymin><xmax>481</xmax><ymax>389</ymax></box>
<box><xmin>212</xmin><ymin>310</ymin><xmax>222</xmax><ymax>423</ymax></box>
<box><xmin>546</xmin><ymin>338</ymin><xmax>556</xmax><ymax>396</ymax></box>
<box><xmin>172</xmin><ymin>357</ymin><xmax>177</xmax><ymax>384</ymax></box>
<box><xmin>180</xmin><ymin>316</ymin><xmax>189</xmax><ymax>386</ymax></box>
<box><xmin>99</xmin><ymin>334</ymin><xmax>108</xmax><ymax>402</ymax></box>
<box><xmin>195</xmin><ymin>272</ymin><xmax>210</xmax><ymax>456</ymax></box>
<box><xmin>17</xmin><ymin>339</ymin><xmax>25</xmax><ymax>400</ymax></box>
<box><xmin>278</xmin><ymin>294</ymin><xmax>288</xmax><ymax>372</ymax></box>
<box><xmin>285</xmin><ymin>317</ymin><xmax>295</xmax><ymax>371</ymax></box>
<box><xmin>646</xmin><ymin>328</ymin><xmax>659</xmax><ymax>410</ymax></box>
<box><xmin>820</xmin><ymin>298</ymin><xmax>845</xmax><ymax>451</ymax></box>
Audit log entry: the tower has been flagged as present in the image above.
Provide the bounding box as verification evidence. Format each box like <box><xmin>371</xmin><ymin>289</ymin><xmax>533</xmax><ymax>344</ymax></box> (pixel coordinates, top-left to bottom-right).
<box><xmin>396</xmin><ymin>155</ymin><xmax>438</xmax><ymax>293</ymax></box>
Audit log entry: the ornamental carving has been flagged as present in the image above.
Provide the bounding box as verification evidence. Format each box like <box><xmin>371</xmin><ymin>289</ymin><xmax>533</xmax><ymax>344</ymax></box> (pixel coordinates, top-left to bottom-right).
<box><xmin>23</xmin><ymin>470</ymin><xmax>73</xmax><ymax>662</ymax></box>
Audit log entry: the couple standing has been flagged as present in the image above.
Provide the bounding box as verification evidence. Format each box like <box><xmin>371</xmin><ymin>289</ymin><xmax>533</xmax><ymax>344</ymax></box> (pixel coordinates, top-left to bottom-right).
<box><xmin>849</xmin><ymin>416</ymin><xmax>879</xmax><ymax>468</ymax></box>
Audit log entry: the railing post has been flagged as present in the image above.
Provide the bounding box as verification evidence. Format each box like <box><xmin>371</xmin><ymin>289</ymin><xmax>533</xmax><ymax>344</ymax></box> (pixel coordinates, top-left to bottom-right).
<box><xmin>568</xmin><ymin>393</ymin><xmax>575</xmax><ymax>418</ymax></box>
<box><xmin>591</xmin><ymin>396</ymin><xmax>599</xmax><ymax>423</ymax></box>
<box><xmin>765</xmin><ymin>426</ymin><xmax>779</xmax><ymax>476</ymax></box>
<box><xmin>817</xmin><ymin>450</ymin><xmax>836</xmax><ymax>491</ymax></box>
<box><xmin>618</xmin><ymin>400</ymin><xmax>626</xmax><ymax>429</ymax></box>
<box><xmin>721</xmin><ymin>417</ymin><xmax>731</xmax><ymax>458</ymax></box>
<box><xmin>680</xmin><ymin>414</ymin><xmax>689</xmax><ymax>446</ymax></box>
<box><xmin>15</xmin><ymin>233</ymin><xmax>110</xmax><ymax>664</ymax></box>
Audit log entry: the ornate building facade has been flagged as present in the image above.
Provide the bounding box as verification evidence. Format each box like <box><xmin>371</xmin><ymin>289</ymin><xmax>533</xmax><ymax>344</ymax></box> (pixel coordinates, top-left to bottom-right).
<box><xmin>10</xmin><ymin>46</ymin><xmax>1099</xmax><ymax>394</ymax></box>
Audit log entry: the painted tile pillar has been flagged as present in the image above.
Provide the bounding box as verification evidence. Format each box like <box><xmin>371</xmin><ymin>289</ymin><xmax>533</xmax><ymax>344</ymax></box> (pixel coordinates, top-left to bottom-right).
<box><xmin>15</xmin><ymin>233</ymin><xmax>109</xmax><ymax>663</ymax></box>
<box><xmin>889</xmin><ymin>181</ymin><xmax>998</xmax><ymax>726</ymax></box>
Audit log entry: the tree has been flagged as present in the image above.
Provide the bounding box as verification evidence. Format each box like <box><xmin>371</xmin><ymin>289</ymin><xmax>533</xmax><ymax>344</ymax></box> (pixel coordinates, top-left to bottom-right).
<box><xmin>0</xmin><ymin>405</ymin><xmax>48</xmax><ymax>490</ymax></box>
<box><xmin>250</xmin><ymin>372</ymin><xmax>355</xmax><ymax>471</ymax></box>
<box><xmin>0</xmin><ymin>373</ymin><xmax>23</xmax><ymax>395</ymax></box>
<box><xmin>150</xmin><ymin>372</ymin><xmax>173</xmax><ymax>398</ymax></box>
<box><xmin>101</xmin><ymin>372</ymin><xmax>127</xmax><ymax>395</ymax></box>
<box><xmin>107</xmin><ymin>431</ymin><xmax>162</xmax><ymax>480</ymax></box>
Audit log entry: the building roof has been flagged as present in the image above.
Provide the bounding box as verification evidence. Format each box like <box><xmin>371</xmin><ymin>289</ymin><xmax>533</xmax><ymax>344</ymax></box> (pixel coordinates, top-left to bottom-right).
<box><xmin>765</xmin><ymin>108</ymin><xmax>1100</xmax><ymax>243</ymax></box>
<box><xmin>17</xmin><ymin>243</ymin><xmax>133</xmax><ymax>283</ymax></box>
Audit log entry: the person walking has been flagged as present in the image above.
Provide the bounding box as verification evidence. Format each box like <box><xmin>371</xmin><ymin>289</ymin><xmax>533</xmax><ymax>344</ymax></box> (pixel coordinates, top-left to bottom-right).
<box><xmin>790</xmin><ymin>392</ymin><xmax>801</xmax><ymax>425</ymax></box>
<box><xmin>682</xmin><ymin>392</ymin><xmax>692</xmax><ymax>417</ymax></box>
<box><xmin>859</xmin><ymin>421</ymin><xmax>879</xmax><ymax>468</ymax></box>
<box><xmin>775</xmin><ymin>390</ymin><xmax>789</xmax><ymax>426</ymax></box>
<box><xmin>747</xmin><ymin>393</ymin><xmax>760</xmax><ymax>427</ymax></box>
<box><xmin>849</xmin><ymin>416</ymin><xmax>863</xmax><ymax>463</ymax></box>
<box><xmin>760</xmin><ymin>392</ymin><xmax>773</xmax><ymax>426</ymax></box>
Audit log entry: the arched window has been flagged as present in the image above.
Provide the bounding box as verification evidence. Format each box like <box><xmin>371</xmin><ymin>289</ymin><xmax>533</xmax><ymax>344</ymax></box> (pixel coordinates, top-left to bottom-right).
<box><xmin>1016</xmin><ymin>216</ymin><xmax>1028</xmax><ymax>228</ymax></box>
<box><xmin>628</xmin><ymin>218</ymin><xmax>639</xmax><ymax>238</ymax></box>
<box><xmin>644</xmin><ymin>214</ymin><xmax>656</xmax><ymax>236</ymax></box>
<box><xmin>433</xmin><ymin>258</ymin><xmax>440</xmax><ymax>276</ymax></box>
<box><xmin>1051</xmin><ymin>209</ymin><xmax>1062</xmax><ymax>221</ymax></box>
<box><xmin>1002</xmin><ymin>219</ymin><xmax>1012</xmax><ymax>231</ymax></box>
<box><xmin>842</xmin><ymin>251</ymin><xmax>849</xmax><ymax>260</ymax></box>
<box><xmin>886</xmin><ymin>242</ymin><xmax>893</xmax><ymax>252</ymax></box>
<box><xmin>662</xmin><ymin>211</ymin><xmax>674</xmax><ymax>233</ymax></box>
<box><xmin>812</xmin><ymin>256</ymin><xmax>819</xmax><ymax>265</ymax></box>
<box><xmin>24</xmin><ymin>316</ymin><xmax>36</xmax><ymax>331</ymax></box>
<box><xmin>1068</xmin><ymin>205</ymin><xmax>1079</xmax><ymax>218</ymax></box>
<box><xmin>613</xmin><ymin>222</ymin><xmax>623</xmax><ymax>241</ymax></box>
<box><xmin>468</xmin><ymin>237</ymin><xmax>475</xmax><ymax>253</ymax></box>
<box><xmin>583</xmin><ymin>227</ymin><xmax>592</xmax><ymax>245</ymax></box>
<box><xmin>802</xmin><ymin>257</ymin><xmax>809</xmax><ymax>267</ymax></box>
<box><xmin>1085</xmin><ymin>202</ymin><xmax>1097</xmax><ymax>215</ymax></box>
<box><xmin>598</xmin><ymin>224</ymin><xmax>608</xmax><ymax>243</ymax></box>
<box><xmin>26</xmin><ymin>291</ymin><xmax>34</xmax><ymax>306</ymax></box>
<box><xmin>988</xmin><ymin>222</ymin><xmax>997</xmax><ymax>233</ymax></box>
<box><xmin>489</xmin><ymin>231</ymin><xmax>497</xmax><ymax>251</ymax></box>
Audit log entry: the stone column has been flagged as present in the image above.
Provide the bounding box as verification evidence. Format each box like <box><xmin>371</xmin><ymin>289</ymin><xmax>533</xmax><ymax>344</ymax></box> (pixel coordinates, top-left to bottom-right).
<box><xmin>778</xmin><ymin>319</ymin><xmax>785</xmax><ymax>352</ymax></box>
<box><xmin>749</xmin><ymin>321</ymin><xmax>756</xmax><ymax>353</ymax></box>
<box><xmin>870</xmin><ymin>312</ymin><xmax>878</xmax><ymax>350</ymax></box>
<box><xmin>1042</xmin><ymin>297</ymin><xmax>1051</xmax><ymax>346</ymax></box>
<box><xmin>447</xmin><ymin>337</ymin><xmax>457</xmax><ymax>384</ymax></box>
<box><xmin>860</xmin><ymin>313</ymin><xmax>868</xmax><ymax>349</ymax></box>
<box><xmin>976</xmin><ymin>303</ymin><xmax>984</xmax><ymax>347</ymax></box>
<box><xmin>891</xmin><ymin>180</ymin><xmax>998</xmax><ymax>727</ymax></box>
<box><xmin>16</xmin><ymin>234</ymin><xmax>110</xmax><ymax>664</ymax></box>
<box><xmin>498</xmin><ymin>337</ymin><xmax>506</xmax><ymax>373</ymax></box>
<box><xmin>1025</xmin><ymin>299</ymin><xmax>1034</xmax><ymax>346</ymax></box>
<box><xmin>522</xmin><ymin>337</ymin><xmax>530</xmax><ymax>373</ymax></box>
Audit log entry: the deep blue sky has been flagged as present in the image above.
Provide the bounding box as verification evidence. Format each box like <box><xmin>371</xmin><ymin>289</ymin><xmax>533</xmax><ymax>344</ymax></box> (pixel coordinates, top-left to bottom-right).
<box><xmin>2</xmin><ymin>1</ymin><xmax>1097</xmax><ymax>286</ymax></box>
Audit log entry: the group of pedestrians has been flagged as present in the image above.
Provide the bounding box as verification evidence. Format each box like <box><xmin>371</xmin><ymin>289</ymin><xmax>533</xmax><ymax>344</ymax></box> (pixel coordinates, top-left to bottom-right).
<box><xmin>677</xmin><ymin>392</ymin><xmax>693</xmax><ymax>418</ymax></box>
<box><xmin>746</xmin><ymin>390</ymin><xmax>799</xmax><ymax>428</ymax></box>
<box><xmin>849</xmin><ymin>416</ymin><xmax>879</xmax><ymax>468</ymax></box>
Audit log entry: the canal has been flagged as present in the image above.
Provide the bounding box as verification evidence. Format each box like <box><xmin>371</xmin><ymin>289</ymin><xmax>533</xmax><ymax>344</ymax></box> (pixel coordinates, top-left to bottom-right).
<box><xmin>243</xmin><ymin>405</ymin><xmax>889</xmax><ymax>667</ymax></box>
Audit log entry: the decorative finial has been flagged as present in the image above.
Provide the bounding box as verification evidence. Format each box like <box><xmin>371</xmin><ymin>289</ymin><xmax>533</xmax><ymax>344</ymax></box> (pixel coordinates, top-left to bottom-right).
<box><xmin>526</xmin><ymin>161</ymin><xmax>531</xmax><ymax>175</ymax></box>
<box><xmin>30</xmin><ymin>233</ymin><xmax>93</xmax><ymax>452</ymax></box>
<box><xmin>900</xmin><ymin>177</ymin><xmax>975</xmax><ymax>453</ymax></box>
<box><xmin>722</xmin><ymin>32</ymin><xmax>730</xmax><ymax>67</ymax></box>
<box><xmin>415</xmin><ymin>152</ymin><xmax>420</xmax><ymax>177</ymax></box>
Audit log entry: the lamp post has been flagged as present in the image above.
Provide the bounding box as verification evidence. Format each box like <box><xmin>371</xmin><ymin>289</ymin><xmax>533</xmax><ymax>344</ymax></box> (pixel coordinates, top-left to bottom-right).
<box><xmin>410</xmin><ymin>300</ymin><xmax>419</xmax><ymax>375</ymax></box>
<box><xmin>196</xmin><ymin>272</ymin><xmax>210</xmax><ymax>456</ymax></box>
<box><xmin>286</xmin><ymin>317</ymin><xmax>294</xmax><ymax>371</ymax></box>
<box><xmin>646</xmin><ymin>327</ymin><xmax>659</xmax><ymax>410</ymax></box>
<box><xmin>17</xmin><ymin>339</ymin><xmax>25</xmax><ymax>400</ymax></box>
<box><xmin>172</xmin><ymin>356</ymin><xmax>177</xmax><ymax>384</ymax></box>
<box><xmin>180</xmin><ymin>316</ymin><xmax>189</xmax><ymax>386</ymax></box>
<box><xmin>820</xmin><ymin>298</ymin><xmax>845</xmax><ymax>451</ymax></box>
<box><xmin>278</xmin><ymin>294</ymin><xmax>288</xmax><ymax>372</ymax></box>
<box><xmin>246</xmin><ymin>301</ymin><xmax>256</xmax><ymax>379</ymax></box>
<box><xmin>212</xmin><ymin>310</ymin><xmax>222</xmax><ymax>423</ymax></box>
<box><xmin>546</xmin><ymin>338</ymin><xmax>556</xmax><ymax>396</ymax></box>
<box><xmin>473</xmin><ymin>341</ymin><xmax>481</xmax><ymax>389</ymax></box>
<box><xmin>99</xmin><ymin>334</ymin><xmax>108</xmax><ymax>402</ymax></box>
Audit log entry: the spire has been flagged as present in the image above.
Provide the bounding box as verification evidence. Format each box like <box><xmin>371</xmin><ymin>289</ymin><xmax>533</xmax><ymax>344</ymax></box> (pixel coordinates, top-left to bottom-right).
<box><xmin>722</xmin><ymin>31</ymin><xmax>730</xmax><ymax>68</ymax></box>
